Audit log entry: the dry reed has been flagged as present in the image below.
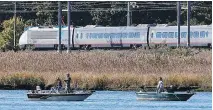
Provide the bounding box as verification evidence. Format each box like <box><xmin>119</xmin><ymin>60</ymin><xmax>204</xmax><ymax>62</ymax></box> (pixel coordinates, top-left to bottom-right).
<box><xmin>0</xmin><ymin>48</ymin><xmax>211</xmax><ymax>90</ymax></box>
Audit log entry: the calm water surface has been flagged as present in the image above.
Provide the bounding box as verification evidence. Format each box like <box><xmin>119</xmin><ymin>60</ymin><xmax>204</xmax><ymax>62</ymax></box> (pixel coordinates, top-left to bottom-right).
<box><xmin>0</xmin><ymin>90</ymin><xmax>211</xmax><ymax>110</ymax></box>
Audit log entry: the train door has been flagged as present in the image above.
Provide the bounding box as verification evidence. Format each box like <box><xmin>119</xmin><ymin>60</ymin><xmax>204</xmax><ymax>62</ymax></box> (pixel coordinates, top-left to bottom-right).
<box><xmin>74</xmin><ymin>29</ymin><xmax>80</xmax><ymax>47</ymax></box>
<box><xmin>109</xmin><ymin>27</ymin><xmax>123</xmax><ymax>47</ymax></box>
<box><xmin>148</xmin><ymin>27</ymin><xmax>157</xmax><ymax>47</ymax></box>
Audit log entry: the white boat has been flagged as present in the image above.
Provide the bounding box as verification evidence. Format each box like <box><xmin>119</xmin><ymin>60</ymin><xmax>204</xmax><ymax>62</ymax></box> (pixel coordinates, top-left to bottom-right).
<box><xmin>27</xmin><ymin>86</ymin><xmax>94</xmax><ymax>101</ymax></box>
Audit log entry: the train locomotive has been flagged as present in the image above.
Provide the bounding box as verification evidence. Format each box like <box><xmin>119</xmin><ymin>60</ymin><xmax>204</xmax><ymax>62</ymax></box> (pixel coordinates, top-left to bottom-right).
<box><xmin>19</xmin><ymin>24</ymin><xmax>212</xmax><ymax>50</ymax></box>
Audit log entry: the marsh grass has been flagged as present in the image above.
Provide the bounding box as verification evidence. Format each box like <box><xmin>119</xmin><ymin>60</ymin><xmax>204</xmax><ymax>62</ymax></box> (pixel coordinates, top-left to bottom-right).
<box><xmin>0</xmin><ymin>48</ymin><xmax>211</xmax><ymax>90</ymax></box>
<box><xmin>0</xmin><ymin>73</ymin><xmax>45</xmax><ymax>89</ymax></box>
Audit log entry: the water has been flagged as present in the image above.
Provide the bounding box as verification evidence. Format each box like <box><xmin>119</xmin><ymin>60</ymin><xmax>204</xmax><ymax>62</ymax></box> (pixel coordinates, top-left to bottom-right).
<box><xmin>0</xmin><ymin>90</ymin><xmax>211</xmax><ymax>110</ymax></box>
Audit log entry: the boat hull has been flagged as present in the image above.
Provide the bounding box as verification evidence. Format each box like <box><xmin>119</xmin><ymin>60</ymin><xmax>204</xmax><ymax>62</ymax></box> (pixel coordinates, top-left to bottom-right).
<box><xmin>27</xmin><ymin>90</ymin><xmax>93</xmax><ymax>101</ymax></box>
<box><xmin>27</xmin><ymin>93</ymin><xmax>92</xmax><ymax>101</ymax></box>
<box><xmin>136</xmin><ymin>92</ymin><xmax>194</xmax><ymax>101</ymax></box>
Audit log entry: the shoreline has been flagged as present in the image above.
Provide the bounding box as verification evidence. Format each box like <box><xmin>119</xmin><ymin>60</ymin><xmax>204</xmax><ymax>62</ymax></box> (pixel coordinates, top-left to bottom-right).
<box><xmin>0</xmin><ymin>87</ymin><xmax>211</xmax><ymax>92</ymax></box>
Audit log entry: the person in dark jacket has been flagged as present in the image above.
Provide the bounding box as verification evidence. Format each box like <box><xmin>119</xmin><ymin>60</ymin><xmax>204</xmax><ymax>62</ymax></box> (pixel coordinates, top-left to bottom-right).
<box><xmin>56</xmin><ymin>77</ymin><xmax>62</xmax><ymax>90</ymax></box>
<box><xmin>64</xmin><ymin>73</ymin><xmax>72</xmax><ymax>93</ymax></box>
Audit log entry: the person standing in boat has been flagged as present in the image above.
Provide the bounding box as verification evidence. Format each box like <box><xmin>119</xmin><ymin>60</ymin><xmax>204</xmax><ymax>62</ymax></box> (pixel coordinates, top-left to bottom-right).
<box><xmin>64</xmin><ymin>73</ymin><xmax>72</xmax><ymax>93</ymax></box>
<box><xmin>56</xmin><ymin>77</ymin><xmax>62</xmax><ymax>91</ymax></box>
<box><xmin>157</xmin><ymin>77</ymin><xmax>164</xmax><ymax>93</ymax></box>
<box><xmin>50</xmin><ymin>78</ymin><xmax>63</xmax><ymax>93</ymax></box>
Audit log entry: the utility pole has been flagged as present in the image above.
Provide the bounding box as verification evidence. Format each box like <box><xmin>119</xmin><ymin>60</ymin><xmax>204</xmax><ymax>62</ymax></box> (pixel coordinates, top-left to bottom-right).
<box><xmin>127</xmin><ymin>2</ymin><xmax>130</xmax><ymax>26</ymax></box>
<box><xmin>58</xmin><ymin>2</ymin><xmax>62</xmax><ymax>53</ymax></box>
<box><xmin>14</xmin><ymin>2</ymin><xmax>17</xmax><ymax>50</ymax></box>
<box><xmin>67</xmin><ymin>1</ymin><xmax>71</xmax><ymax>53</ymax></box>
<box><xmin>187</xmin><ymin>1</ymin><xmax>191</xmax><ymax>47</ymax></box>
<box><xmin>130</xmin><ymin>11</ymin><xmax>132</xmax><ymax>25</ymax></box>
<box><xmin>177</xmin><ymin>1</ymin><xmax>181</xmax><ymax>48</ymax></box>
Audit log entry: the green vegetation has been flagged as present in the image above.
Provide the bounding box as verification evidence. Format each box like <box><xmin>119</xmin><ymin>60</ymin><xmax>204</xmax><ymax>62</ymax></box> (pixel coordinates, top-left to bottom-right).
<box><xmin>0</xmin><ymin>73</ymin><xmax>45</xmax><ymax>89</ymax></box>
<box><xmin>0</xmin><ymin>17</ymin><xmax>24</xmax><ymax>51</ymax></box>
<box><xmin>0</xmin><ymin>48</ymin><xmax>211</xmax><ymax>91</ymax></box>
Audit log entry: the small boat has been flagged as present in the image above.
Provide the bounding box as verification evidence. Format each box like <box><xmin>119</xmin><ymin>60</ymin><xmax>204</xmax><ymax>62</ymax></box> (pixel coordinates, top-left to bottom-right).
<box><xmin>27</xmin><ymin>86</ymin><xmax>94</xmax><ymax>101</ymax></box>
<box><xmin>136</xmin><ymin>86</ymin><xmax>196</xmax><ymax>101</ymax></box>
<box><xmin>136</xmin><ymin>91</ymin><xmax>194</xmax><ymax>101</ymax></box>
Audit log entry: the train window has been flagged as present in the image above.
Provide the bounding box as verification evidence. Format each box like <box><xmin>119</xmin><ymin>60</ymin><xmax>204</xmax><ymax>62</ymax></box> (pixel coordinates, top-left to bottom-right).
<box><xmin>151</xmin><ymin>33</ymin><xmax>153</xmax><ymax>38</ymax></box>
<box><xmin>156</xmin><ymin>32</ymin><xmax>161</xmax><ymax>38</ymax></box>
<box><xmin>122</xmin><ymin>33</ymin><xmax>127</xmax><ymax>38</ymax></box>
<box><xmin>116</xmin><ymin>33</ymin><xmax>121</xmax><ymax>39</ymax></box>
<box><xmin>129</xmin><ymin>32</ymin><xmax>139</xmax><ymax>38</ymax></box>
<box><xmin>104</xmin><ymin>33</ymin><xmax>109</xmax><ymax>39</ymax></box>
<box><xmin>181</xmin><ymin>32</ymin><xmax>187</xmax><ymax>38</ymax></box>
<box><xmin>135</xmin><ymin>32</ymin><xmax>140</xmax><ymax>38</ymax></box>
<box><xmin>128</xmin><ymin>33</ymin><xmax>133</xmax><ymax>38</ymax></box>
<box><xmin>162</xmin><ymin>32</ymin><xmax>167</xmax><ymax>38</ymax></box>
<box><xmin>168</xmin><ymin>32</ymin><xmax>174</xmax><ymax>38</ymax></box>
<box><xmin>205</xmin><ymin>31</ymin><xmax>208</xmax><ymax>37</ymax></box>
<box><xmin>76</xmin><ymin>33</ymin><xmax>79</xmax><ymax>39</ymax></box>
<box><xmin>190</xmin><ymin>32</ymin><xmax>194</xmax><ymax>38</ymax></box>
<box><xmin>89</xmin><ymin>33</ymin><xmax>93</xmax><ymax>39</ymax></box>
<box><xmin>80</xmin><ymin>33</ymin><xmax>83</xmax><ymax>39</ymax></box>
<box><xmin>200</xmin><ymin>31</ymin><xmax>205</xmax><ymax>38</ymax></box>
<box><xmin>175</xmin><ymin>32</ymin><xmax>178</xmax><ymax>38</ymax></box>
<box><xmin>98</xmin><ymin>33</ymin><xmax>104</xmax><ymax>39</ymax></box>
<box><xmin>112</xmin><ymin>33</ymin><xmax>115</xmax><ymax>39</ymax></box>
<box><xmin>92</xmin><ymin>34</ymin><xmax>97</xmax><ymax>39</ymax></box>
<box><xmin>194</xmin><ymin>31</ymin><xmax>199</xmax><ymax>38</ymax></box>
<box><xmin>86</xmin><ymin>33</ymin><xmax>89</xmax><ymax>39</ymax></box>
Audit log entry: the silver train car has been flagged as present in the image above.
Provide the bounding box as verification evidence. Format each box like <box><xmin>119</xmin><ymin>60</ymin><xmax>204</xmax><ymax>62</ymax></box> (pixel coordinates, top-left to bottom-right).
<box><xmin>59</xmin><ymin>25</ymin><xmax>147</xmax><ymax>49</ymax></box>
<box><xmin>19</xmin><ymin>26</ymin><xmax>58</xmax><ymax>50</ymax></box>
<box><xmin>18</xmin><ymin>25</ymin><xmax>212</xmax><ymax>50</ymax></box>
<box><xmin>149</xmin><ymin>25</ymin><xmax>212</xmax><ymax>47</ymax></box>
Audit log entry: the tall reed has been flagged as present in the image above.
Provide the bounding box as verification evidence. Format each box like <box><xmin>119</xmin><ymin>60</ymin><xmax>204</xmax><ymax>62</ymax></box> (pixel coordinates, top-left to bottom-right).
<box><xmin>0</xmin><ymin>48</ymin><xmax>211</xmax><ymax>90</ymax></box>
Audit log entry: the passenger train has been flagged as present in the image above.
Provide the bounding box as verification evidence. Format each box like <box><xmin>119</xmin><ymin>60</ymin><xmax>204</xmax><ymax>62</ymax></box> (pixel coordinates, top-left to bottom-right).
<box><xmin>18</xmin><ymin>24</ymin><xmax>212</xmax><ymax>50</ymax></box>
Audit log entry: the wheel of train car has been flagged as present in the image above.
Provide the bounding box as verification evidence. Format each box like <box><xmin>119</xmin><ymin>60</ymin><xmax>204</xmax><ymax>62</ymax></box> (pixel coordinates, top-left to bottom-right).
<box><xmin>83</xmin><ymin>45</ymin><xmax>88</xmax><ymax>50</ymax></box>
<box><xmin>61</xmin><ymin>44</ymin><xmax>65</xmax><ymax>50</ymax></box>
<box><xmin>130</xmin><ymin>44</ymin><xmax>137</xmax><ymax>50</ymax></box>
<box><xmin>22</xmin><ymin>45</ymin><xmax>26</xmax><ymax>50</ymax></box>
<box><xmin>208</xmin><ymin>43</ymin><xmax>212</xmax><ymax>49</ymax></box>
<box><xmin>82</xmin><ymin>45</ymin><xmax>91</xmax><ymax>50</ymax></box>
<box><xmin>79</xmin><ymin>45</ymin><xmax>83</xmax><ymax>50</ymax></box>
<box><xmin>144</xmin><ymin>46</ymin><xmax>150</xmax><ymax>50</ymax></box>
<box><xmin>54</xmin><ymin>44</ymin><xmax>58</xmax><ymax>50</ymax></box>
<box><xmin>26</xmin><ymin>44</ymin><xmax>35</xmax><ymax>50</ymax></box>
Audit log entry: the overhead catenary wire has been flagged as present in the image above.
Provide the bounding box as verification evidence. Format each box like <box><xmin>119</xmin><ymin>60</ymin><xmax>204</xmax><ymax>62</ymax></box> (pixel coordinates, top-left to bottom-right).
<box><xmin>0</xmin><ymin>1</ymin><xmax>211</xmax><ymax>13</ymax></box>
<box><xmin>0</xmin><ymin>7</ymin><xmax>209</xmax><ymax>13</ymax></box>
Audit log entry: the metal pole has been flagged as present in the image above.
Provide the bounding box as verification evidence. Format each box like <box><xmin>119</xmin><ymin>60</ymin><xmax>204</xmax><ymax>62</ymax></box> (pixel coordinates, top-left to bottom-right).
<box><xmin>127</xmin><ymin>2</ymin><xmax>130</xmax><ymax>26</ymax></box>
<box><xmin>177</xmin><ymin>1</ymin><xmax>181</xmax><ymax>48</ymax></box>
<box><xmin>187</xmin><ymin>1</ymin><xmax>191</xmax><ymax>47</ymax></box>
<box><xmin>130</xmin><ymin>11</ymin><xmax>132</xmax><ymax>25</ymax></box>
<box><xmin>14</xmin><ymin>2</ymin><xmax>17</xmax><ymax>50</ymax></box>
<box><xmin>58</xmin><ymin>2</ymin><xmax>62</xmax><ymax>53</ymax></box>
<box><xmin>67</xmin><ymin>1</ymin><xmax>71</xmax><ymax>53</ymax></box>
